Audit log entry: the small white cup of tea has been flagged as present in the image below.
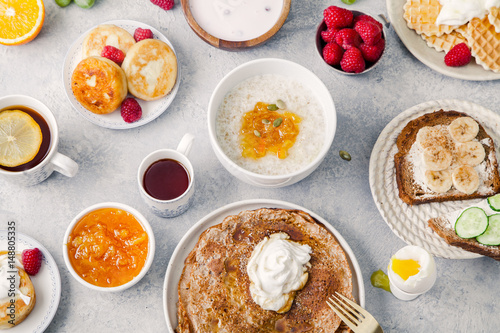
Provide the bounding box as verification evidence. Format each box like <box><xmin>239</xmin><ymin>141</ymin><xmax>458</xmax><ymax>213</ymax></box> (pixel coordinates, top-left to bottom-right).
<box><xmin>137</xmin><ymin>133</ymin><xmax>195</xmax><ymax>218</ymax></box>
<box><xmin>0</xmin><ymin>95</ymin><xmax>79</xmax><ymax>186</ymax></box>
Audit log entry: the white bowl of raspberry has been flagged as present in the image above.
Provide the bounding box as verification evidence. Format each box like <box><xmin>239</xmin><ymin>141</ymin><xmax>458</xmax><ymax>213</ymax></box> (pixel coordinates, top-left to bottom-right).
<box><xmin>316</xmin><ymin>7</ymin><xmax>387</xmax><ymax>75</ymax></box>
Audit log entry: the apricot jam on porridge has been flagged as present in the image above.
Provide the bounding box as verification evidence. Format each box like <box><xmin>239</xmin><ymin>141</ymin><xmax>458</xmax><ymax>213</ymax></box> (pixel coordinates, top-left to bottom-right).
<box><xmin>240</xmin><ymin>102</ymin><xmax>301</xmax><ymax>159</ymax></box>
<box><xmin>67</xmin><ymin>208</ymin><xmax>149</xmax><ymax>287</ymax></box>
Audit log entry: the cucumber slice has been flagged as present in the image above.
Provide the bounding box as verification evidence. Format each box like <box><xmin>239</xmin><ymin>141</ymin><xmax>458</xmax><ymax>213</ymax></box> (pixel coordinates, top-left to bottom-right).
<box><xmin>477</xmin><ymin>214</ymin><xmax>500</xmax><ymax>246</ymax></box>
<box><xmin>487</xmin><ymin>194</ymin><xmax>500</xmax><ymax>212</ymax></box>
<box><xmin>455</xmin><ymin>207</ymin><xmax>488</xmax><ymax>239</ymax></box>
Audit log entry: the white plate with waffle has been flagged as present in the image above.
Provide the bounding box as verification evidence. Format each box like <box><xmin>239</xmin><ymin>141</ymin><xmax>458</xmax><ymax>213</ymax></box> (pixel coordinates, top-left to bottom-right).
<box><xmin>369</xmin><ymin>99</ymin><xmax>500</xmax><ymax>259</ymax></box>
<box><xmin>387</xmin><ymin>0</ymin><xmax>500</xmax><ymax>81</ymax></box>
<box><xmin>0</xmin><ymin>231</ymin><xmax>61</xmax><ymax>332</ymax></box>
<box><xmin>63</xmin><ymin>20</ymin><xmax>180</xmax><ymax>129</ymax></box>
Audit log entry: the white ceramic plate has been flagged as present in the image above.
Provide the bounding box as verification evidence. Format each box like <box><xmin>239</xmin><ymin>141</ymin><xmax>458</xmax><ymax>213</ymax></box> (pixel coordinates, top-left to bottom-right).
<box><xmin>369</xmin><ymin>99</ymin><xmax>500</xmax><ymax>259</ymax></box>
<box><xmin>162</xmin><ymin>199</ymin><xmax>365</xmax><ymax>331</ymax></box>
<box><xmin>62</xmin><ymin>19</ymin><xmax>180</xmax><ymax>129</ymax></box>
<box><xmin>386</xmin><ymin>0</ymin><xmax>500</xmax><ymax>81</ymax></box>
<box><xmin>0</xmin><ymin>231</ymin><xmax>61</xmax><ymax>332</ymax></box>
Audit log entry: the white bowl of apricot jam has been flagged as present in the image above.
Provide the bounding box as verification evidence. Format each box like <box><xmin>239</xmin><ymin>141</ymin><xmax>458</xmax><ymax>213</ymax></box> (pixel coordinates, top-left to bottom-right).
<box><xmin>63</xmin><ymin>202</ymin><xmax>155</xmax><ymax>292</ymax></box>
<box><xmin>207</xmin><ymin>58</ymin><xmax>336</xmax><ymax>188</ymax></box>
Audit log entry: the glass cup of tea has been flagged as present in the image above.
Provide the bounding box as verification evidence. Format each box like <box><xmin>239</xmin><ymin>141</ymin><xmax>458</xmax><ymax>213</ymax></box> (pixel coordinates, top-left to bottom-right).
<box><xmin>0</xmin><ymin>95</ymin><xmax>79</xmax><ymax>186</ymax></box>
<box><xmin>137</xmin><ymin>133</ymin><xmax>195</xmax><ymax>218</ymax></box>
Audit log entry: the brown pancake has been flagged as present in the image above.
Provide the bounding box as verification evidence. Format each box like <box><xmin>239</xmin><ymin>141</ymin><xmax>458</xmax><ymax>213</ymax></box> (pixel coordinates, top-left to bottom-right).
<box><xmin>176</xmin><ymin>208</ymin><xmax>353</xmax><ymax>332</ymax></box>
<box><xmin>82</xmin><ymin>24</ymin><xmax>136</xmax><ymax>58</ymax></box>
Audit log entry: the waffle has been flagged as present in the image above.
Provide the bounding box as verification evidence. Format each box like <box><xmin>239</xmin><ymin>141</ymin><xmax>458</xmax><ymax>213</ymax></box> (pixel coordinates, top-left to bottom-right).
<box><xmin>421</xmin><ymin>30</ymin><xmax>467</xmax><ymax>52</ymax></box>
<box><xmin>466</xmin><ymin>16</ymin><xmax>500</xmax><ymax>73</ymax></box>
<box><xmin>403</xmin><ymin>0</ymin><xmax>457</xmax><ymax>37</ymax></box>
<box><xmin>488</xmin><ymin>7</ymin><xmax>500</xmax><ymax>33</ymax></box>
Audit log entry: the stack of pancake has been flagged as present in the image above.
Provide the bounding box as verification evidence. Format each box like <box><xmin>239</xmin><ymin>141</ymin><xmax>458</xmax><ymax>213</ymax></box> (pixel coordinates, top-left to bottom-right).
<box><xmin>71</xmin><ymin>24</ymin><xmax>178</xmax><ymax>115</ymax></box>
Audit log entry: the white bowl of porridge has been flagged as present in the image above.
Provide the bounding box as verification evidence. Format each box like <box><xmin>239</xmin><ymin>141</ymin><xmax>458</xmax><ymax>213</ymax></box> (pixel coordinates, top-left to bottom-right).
<box><xmin>208</xmin><ymin>58</ymin><xmax>336</xmax><ymax>188</ymax></box>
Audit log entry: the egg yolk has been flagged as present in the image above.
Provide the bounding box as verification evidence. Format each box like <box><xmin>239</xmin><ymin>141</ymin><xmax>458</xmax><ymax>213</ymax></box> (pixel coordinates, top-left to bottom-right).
<box><xmin>240</xmin><ymin>102</ymin><xmax>301</xmax><ymax>159</ymax></box>
<box><xmin>391</xmin><ymin>258</ymin><xmax>421</xmax><ymax>280</ymax></box>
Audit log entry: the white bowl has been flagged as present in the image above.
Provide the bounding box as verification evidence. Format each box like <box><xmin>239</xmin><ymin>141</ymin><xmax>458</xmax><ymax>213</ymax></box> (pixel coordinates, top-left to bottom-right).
<box><xmin>207</xmin><ymin>58</ymin><xmax>336</xmax><ymax>188</ymax></box>
<box><xmin>63</xmin><ymin>202</ymin><xmax>155</xmax><ymax>292</ymax></box>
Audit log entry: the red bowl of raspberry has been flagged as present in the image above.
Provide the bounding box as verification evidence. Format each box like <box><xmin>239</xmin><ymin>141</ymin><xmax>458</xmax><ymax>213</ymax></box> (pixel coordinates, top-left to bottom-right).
<box><xmin>316</xmin><ymin>7</ymin><xmax>386</xmax><ymax>75</ymax></box>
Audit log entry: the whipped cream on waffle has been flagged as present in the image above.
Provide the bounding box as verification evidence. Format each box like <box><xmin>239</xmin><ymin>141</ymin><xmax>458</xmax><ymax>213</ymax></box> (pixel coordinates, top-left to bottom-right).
<box><xmin>436</xmin><ymin>0</ymin><xmax>500</xmax><ymax>26</ymax></box>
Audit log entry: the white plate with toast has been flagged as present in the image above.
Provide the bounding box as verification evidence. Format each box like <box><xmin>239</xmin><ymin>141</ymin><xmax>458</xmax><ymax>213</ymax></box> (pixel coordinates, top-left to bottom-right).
<box><xmin>386</xmin><ymin>0</ymin><xmax>500</xmax><ymax>81</ymax></box>
<box><xmin>162</xmin><ymin>199</ymin><xmax>364</xmax><ymax>331</ymax></box>
<box><xmin>63</xmin><ymin>20</ymin><xmax>180</xmax><ymax>129</ymax></box>
<box><xmin>369</xmin><ymin>99</ymin><xmax>500</xmax><ymax>259</ymax></box>
<box><xmin>0</xmin><ymin>231</ymin><xmax>61</xmax><ymax>332</ymax></box>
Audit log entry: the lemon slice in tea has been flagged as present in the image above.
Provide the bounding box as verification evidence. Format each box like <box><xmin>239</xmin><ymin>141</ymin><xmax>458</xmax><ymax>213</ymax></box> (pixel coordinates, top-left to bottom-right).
<box><xmin>0</xmin><ymin>110</ymin><xmax>43</xmax><ymax>167</ymax></box>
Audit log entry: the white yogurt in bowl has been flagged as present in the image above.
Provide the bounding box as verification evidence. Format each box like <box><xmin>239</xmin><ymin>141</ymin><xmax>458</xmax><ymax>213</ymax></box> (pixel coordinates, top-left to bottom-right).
<box><xmin>189</xmin><ymin>0</ymin><xmax>284</xmax><ymax>42</ymax></box>
<box><xmin>207</xmin><ymin>58</ymin><xmax>336</xmax><ymax>188</ymax></box>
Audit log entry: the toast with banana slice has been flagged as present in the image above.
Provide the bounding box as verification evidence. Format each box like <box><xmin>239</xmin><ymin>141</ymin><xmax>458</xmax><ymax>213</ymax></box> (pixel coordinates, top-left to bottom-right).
<box><xmin>395</xmin><ymin>110</ymin><xmax>500</xmax><ymax>205</ymax></box>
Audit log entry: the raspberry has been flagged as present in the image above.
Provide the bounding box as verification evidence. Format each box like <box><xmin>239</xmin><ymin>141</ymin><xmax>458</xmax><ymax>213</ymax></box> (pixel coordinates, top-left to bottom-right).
<box><xmin>101</xmin><ymin>45</ymin><xmax>125</xmax><ymax>66</ymax></box>
<box><xmin>335</xmin><ymin>29</ymin><xmax>362</xmax><ymax>50</ymax></box>
<box><xmin>323</xmin><ymin>6</ymin><xmax>353</xmax><ymax>29</ymax></box>
<box><xmin>323</xmin><ymin>42</ymin><xmax>344</xmax><ymax>66</ymax></box>
<box><xmin>444</xmin><ymin>42</ymin><xmax>471</xmax><ymax>67</ymax></box>
<box><xmin>340</xmin><ymin>47</ymin><xmax>366</xmax><ymax>73</ymax></box>
<box><xmin>151</xmin><ymin>0</ymin><xmax>174</xmax><ymax>10</ymax></box>
<box><xmin>354</xmin><ymin>20</ymin><xmax>382</xmax><ymax>46</ymax></box>
<box><xmin>353</xmin><ymin>15</ymin><xmax>383</xmax><ymax>31</ymax></box>
<box><xmin>134</xmin><ymin>28</ymin><xmax>154</xmax><ymax>42</ymax></box>
<box><xmin>321</xmin><ymin>28</ymin><xmax>340</xmax><ymax>43</ymax></box>
<box><xmin>360</xmin><ymin>38</ymin><xmax>385</xmax><ymax>63</ymax></box>
<box><xmin>121</xmin><ymin>98</ymin><xmax>143</xmax><ymax>123</ymax></box>
<box><xmin>22</xmin><ymin>248</ymin><xmax>42</xmax><ymax>276</ymax></box>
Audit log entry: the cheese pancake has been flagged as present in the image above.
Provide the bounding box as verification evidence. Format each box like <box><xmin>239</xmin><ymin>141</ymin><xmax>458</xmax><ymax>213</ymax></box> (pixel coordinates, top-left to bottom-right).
<box><xmin>176</xmin><ymin>208</ymin><xmax>353</xmax><ymax>333</ymax></box>
<box><xmin>82</xmin><ymin>24</ymin><xmax>136</xmax><ymax>58</ymax></box>
<box><xmin>121</xmin><ymin>39</ymin><xmax>177</xmax><ymax>101</ymax></box>
<box><xmin>71</xmin><ymin>56</ymin><xmax>128</xmax><ymax>114</ymax></box>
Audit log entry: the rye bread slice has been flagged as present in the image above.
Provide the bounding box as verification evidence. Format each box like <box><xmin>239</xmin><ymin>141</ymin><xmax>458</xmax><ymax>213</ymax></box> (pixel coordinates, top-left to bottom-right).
<box><xmin>428</xmin><ymin>216</ymin><xmax>500</xmax><ymax>261</ymax></box>
<box><xmin>395</xmin><ymin>110</ymin><xmax>500</xmax><ymax>205</ymax></box>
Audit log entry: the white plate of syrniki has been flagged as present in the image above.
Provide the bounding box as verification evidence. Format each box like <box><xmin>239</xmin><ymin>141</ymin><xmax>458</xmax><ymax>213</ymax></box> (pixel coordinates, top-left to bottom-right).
<box><xmin>63</xmin><ymin>20</ymin><xmax>180</xmax><ymax>129</ymax></box>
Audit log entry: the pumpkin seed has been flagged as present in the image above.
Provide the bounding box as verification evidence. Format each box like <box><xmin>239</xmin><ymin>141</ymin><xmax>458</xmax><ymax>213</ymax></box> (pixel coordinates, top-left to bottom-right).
<box><xmin>254</xmin><ymin>130</ymin><xmax>261</xmax><ymax>137</ymax></box>
<box><xmin>276</xmin><ymin>99</ymin><xmax>286</xmax><ymax>109</ymax></box>
<box><xmin>267</xmin><ymin>104</ymin><xmax>278</xmax><ymax>111</ymax></box>
<box><xmin>273</xmin><ymin>118</ymin><xmax>283</xmax><ymax>127</ymax></box>
<box><xmin>339</xmin><ymin>150</ymin><xmax>351</xmax><ymax>161</ymax></box>
<box><xmin>262</xmin><ymin>119</ymin><xmax>270</xmax><ymax>124</ymax></box>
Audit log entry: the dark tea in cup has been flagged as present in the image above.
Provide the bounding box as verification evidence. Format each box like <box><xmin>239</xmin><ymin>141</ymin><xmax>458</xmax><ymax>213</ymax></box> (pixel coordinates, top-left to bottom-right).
<box><xmin>142</xmin><ymin>159</ymin><xmax>190</xmax><ymax>201</ymax></box>
<box><xmin>0</xmin><ymin>105</ymin><xmax>51</xmax><ymax>172</ymax></box>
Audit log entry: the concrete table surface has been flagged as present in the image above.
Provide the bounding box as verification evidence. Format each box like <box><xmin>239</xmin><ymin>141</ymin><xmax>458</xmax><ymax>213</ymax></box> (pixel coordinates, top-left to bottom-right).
<box><xmin>1</xmin><ymin>1</ymin><xmax>499</xmax><ymax>332</ymax></box>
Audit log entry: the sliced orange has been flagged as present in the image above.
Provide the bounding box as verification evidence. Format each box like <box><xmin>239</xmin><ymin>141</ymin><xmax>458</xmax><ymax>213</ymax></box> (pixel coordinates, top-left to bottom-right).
<box><xmin>0</xmin><ymin>0</ymin><xmax>45</xmax><ymax>46</ymax></box>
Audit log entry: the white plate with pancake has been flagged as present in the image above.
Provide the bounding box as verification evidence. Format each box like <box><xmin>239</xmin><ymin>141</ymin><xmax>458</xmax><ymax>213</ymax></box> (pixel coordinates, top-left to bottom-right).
<box><xmin>386</xmin><ymin>0</ymin><xmax>500</xmax><ymax>81</ymax></box>
<box><xmin>0</xmin><ymin>231</ymin><xmax>61</xmax><ymax>332</ymax></box>
<box><xmin>162</xmin><ymin>199</ymin><xmax>365</xmax><ymax>331</ymax></box>
<box><xmin>369</xmin><ymin>99</ymin><xmax>500</xmax><ymax>259</ymax></box>
<box><xmin>63</xmin><ymin>20</ymin><xmax>180</xmax><ymax>129</ymax></box>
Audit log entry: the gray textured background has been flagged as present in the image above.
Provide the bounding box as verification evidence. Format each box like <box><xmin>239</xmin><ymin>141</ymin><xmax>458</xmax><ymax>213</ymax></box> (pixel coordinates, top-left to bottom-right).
<box><xmin>1</xmin><ymin>0</ymin><xmax>499</xmax><ymax>332</ymax></box>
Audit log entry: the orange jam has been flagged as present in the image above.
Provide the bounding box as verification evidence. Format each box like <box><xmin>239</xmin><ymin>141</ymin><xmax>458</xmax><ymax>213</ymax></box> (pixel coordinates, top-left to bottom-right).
<box><xmin>240</xmin><ymin>102</ymin><xmax>301</xmax><ymax>159</ymax></box>
<box><xmin>67</xmin><ymin>208</ymin><xmax>149</xmax><ymax>288</ymax></box>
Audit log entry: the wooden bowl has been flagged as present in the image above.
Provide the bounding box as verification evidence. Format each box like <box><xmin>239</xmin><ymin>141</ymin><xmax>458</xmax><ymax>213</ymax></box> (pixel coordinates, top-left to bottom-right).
<box><xmin>180</xmin><ymin>0</ymin><xmax>291</xmax><ymax>51</ymax></box>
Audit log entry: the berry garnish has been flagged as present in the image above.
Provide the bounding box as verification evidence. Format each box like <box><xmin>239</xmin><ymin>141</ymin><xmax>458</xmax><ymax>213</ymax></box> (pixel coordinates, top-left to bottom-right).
<box><xmin>134</xmin><ymin>28</ymin><xmax>154</xmax><ymax>42</ymax></box>
<box><xmin>323</xmin><ymin>6</ymin><xmax>353</xmax><ymax>29</ymax></box>
<box><xmin>323</xmin><ymin>42</ymin><xmax>344</xmax><ymax>66</ymax></box>
<box><xmin>353</xmin><ymin>15</ymin><xmax>383</xmax><ymax>31</ymax></box>
<box><xmin>360</xmin><ymin>39</ymin><xmax>385</xmax><ymax>63</ymax></box>
<box><xmin>340</xmin><ymin>47</ymin><xmax>366</xmax><ymax>73</ymax></box>
<box><xmin>121</xmin><ymin>98</ymin><xmax>143</xmax><ymax>123</ymax></box>
<box><xmin>151</xmin><ymin>0</ymin><xmax>174</xmax><ymax>11</ymax></box>
<box><xmin>444</xmin><ymin>42</ymin><xmax>471</xmax><ymax>67</ymax></box>
<box><xmin>354</xmin><ymin>20</ymin><xmax>382</xmax><ymax>46</ymax></box>
<box><xmin>101</xmin><ymin>45</ymin><xmax>125</xmax><ymax>66</ymax></box>
<box><xmin>22</xmin><ymin>248</ymin><xmax>43</xmax><ymax>276</ymax></box>
<box><xmin>335</xmin><ymin>28</ymin><xmax>362</xmax><ymax>50</ymax></box>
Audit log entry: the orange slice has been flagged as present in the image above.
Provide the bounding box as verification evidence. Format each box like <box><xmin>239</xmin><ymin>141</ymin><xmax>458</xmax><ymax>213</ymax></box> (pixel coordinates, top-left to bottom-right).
<box><xmin>0</xmin><ymin>0</ymin><xmax>45</xmax><ymax>46</ymax></box>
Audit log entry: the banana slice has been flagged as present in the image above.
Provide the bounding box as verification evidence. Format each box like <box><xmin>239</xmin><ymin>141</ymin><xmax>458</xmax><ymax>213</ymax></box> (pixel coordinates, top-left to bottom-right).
<box><xmin>416</xmin><ymin>126</ymin><xmax>448</xmax><ymax>149</ymax></box>
<box><xmin>422</xmin><ymin>146</ymin><xmax>453</xmax><ymax>171</ymax></box>
<box><xmin>456</xmin><ymin>141</ymin><xmax>486</xmax><ymax>166</ymax></box>
<box><xmin>452</xmin><ymin>165</ymin><xmax>480</xmax><ymax>194</ymax></box>
<box><xmin>448</xmin><ymin>117</ymin><xmax>479</xmax><ymax>143</ymax></box>
<box><xmin>425</xmin><ymin>169</ymin><xmax>453</xmax><ymax>193</ymax></box>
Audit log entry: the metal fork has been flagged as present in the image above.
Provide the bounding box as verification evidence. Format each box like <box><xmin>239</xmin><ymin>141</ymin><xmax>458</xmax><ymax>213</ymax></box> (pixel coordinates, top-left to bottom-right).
<box><xmin>326</xmin><ymin>292</ymin><xmax>383</xmax><ymax>333</ymax></box>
